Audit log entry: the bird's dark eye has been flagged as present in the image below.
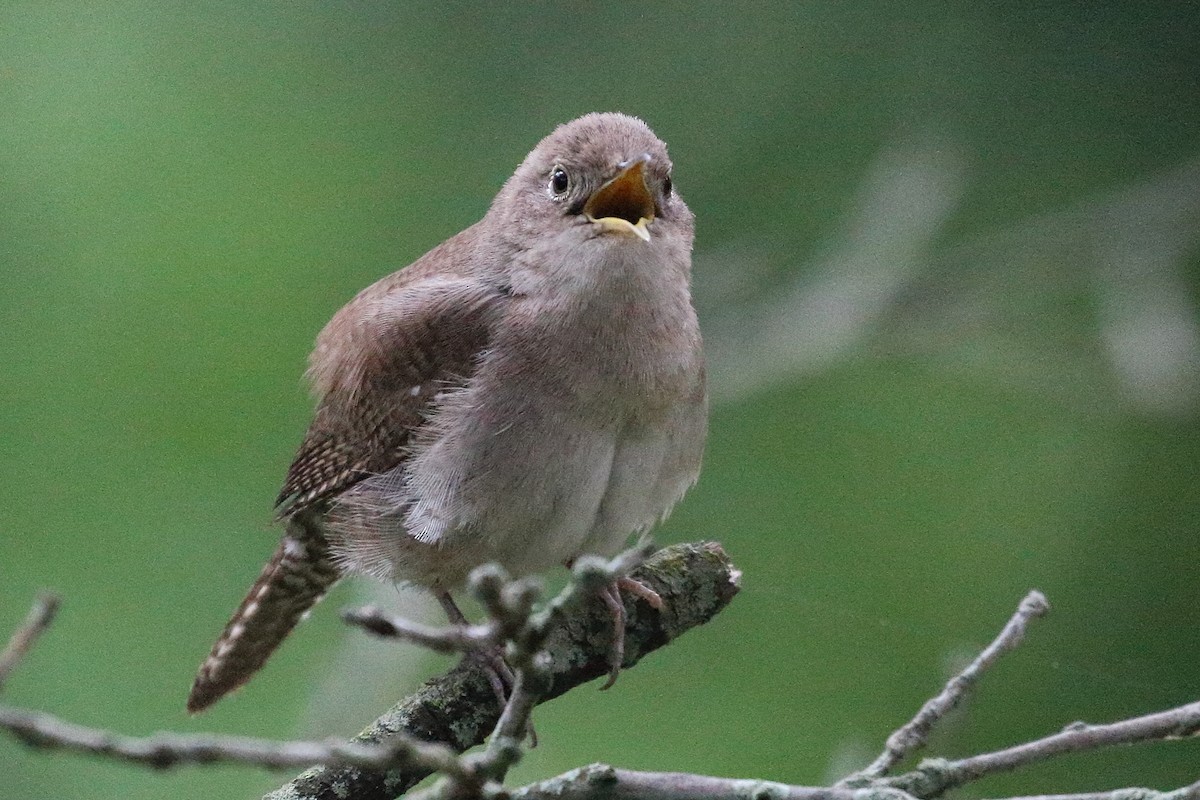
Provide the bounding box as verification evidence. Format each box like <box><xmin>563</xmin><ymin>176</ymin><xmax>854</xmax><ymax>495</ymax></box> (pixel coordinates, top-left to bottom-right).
<box><xmin>663</xmin><ymin>175</ymin><xmax>673</xmax><ymax>197</ymax></box>
<box><xmin>549</xmin><ymin>166</ymin><xmax>570</xmax><ymax>197</ymax></box>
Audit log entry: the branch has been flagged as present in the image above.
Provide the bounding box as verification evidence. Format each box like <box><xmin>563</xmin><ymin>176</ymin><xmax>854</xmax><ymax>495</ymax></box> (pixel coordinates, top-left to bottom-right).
<box><xmin>0</xmin><ymin>592</ymin><xmax>60</xmax><ymax>692</ymax></box>
<box><xmin>507</xmin><ymin>765</ymin><xmax>1200</xmax><ymax>800</ymax></box>
<box><xmin>851</xmin><ymin>590</ymin><xmax>1050</xmax><ymax>781</ymax></box>
<box><xmin>266</xmin><ymin>541</ymin><xmax>739</xmax><ymax>800</ymax></box>
<box><xmin>983</xmin><ymin>783</ymin><xmax>1200</xmax><ymax>800</ymax></box>
<box><xmin>509</xmin><ymin>764</ymin><xmax>869</xmax><ymax>800</ymax></box>
<box><xmin>0</xmin><ymin>543</ymin><xmax>743</xmax><ymax>797</ymax></box>
<box><xmin>4</xmin><ymin>557</ymin><xmax>1198</xmax><ymax>800</ymax></box>
<box><xmin>341</xmin><ymin>607</ymin><xmax>499</xmax><ymax>655</ymax></box>
<box><xmin>0</xmin><ymin>708</ymin><xmax>465</xmax><ymax>774</ymax></box>
<box><xmin>399</xmin><ymin>553</ymin><xmax>622</xmax><ymax>800</ymax></box>
<box><xmin>504</xmin><ymin>589</ymin><xmax>1198</xmax><ymax>800</ymax></box>
<box><xmin>892</xmin><ymin>702</ymin><xmax>1200</xmax><ymax>797</ymax></box>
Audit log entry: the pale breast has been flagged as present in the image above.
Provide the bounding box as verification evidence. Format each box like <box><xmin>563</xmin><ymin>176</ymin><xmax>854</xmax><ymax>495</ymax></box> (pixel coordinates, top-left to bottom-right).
<box><xmin>326</xmin><ymin>259</ymin><xmax>707</xmax><ymax>588</ymax></box>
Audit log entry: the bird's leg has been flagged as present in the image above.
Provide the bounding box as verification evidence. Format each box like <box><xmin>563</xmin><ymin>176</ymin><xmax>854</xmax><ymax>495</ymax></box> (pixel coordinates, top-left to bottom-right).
<box><xmin>596</xmin><ymin>576</ymin><xmax>664</xmax><ymax>691</ymax></box>
<box><xmin>597</xmin><ymin>583</ymin><xmax>625</xmax><ymax>690</ymax></box>
<box><xmin>563</xmin><ymin>558</ymin><xmax>664</xmax><ymax>688</ymax></box>
<box><xmin>436</xmin><ymin>590</ymin><xmax>512</xmax><ymax>704</ymax></box>
<box><xmin>436</xmin><ymin>590</ymin><xmax>538</xmax><ymax>747</ymax></box>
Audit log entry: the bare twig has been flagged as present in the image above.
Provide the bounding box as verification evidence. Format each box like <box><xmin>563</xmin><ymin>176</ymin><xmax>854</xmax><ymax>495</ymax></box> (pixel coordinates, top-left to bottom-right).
<box><xmin>892</xmin><ymin>701</ymin><xmax>1200</xmax><ymax>797</ymax></box>
<box><xmin>477</xmin><ymin>646</ymin><xmax>542</xmax><ymax>766</ymax></box>
<box><xmin>507</xmin><ymin>766</ymin><xmax>1200</xmax><ymax>800</ymax></box>
<box><xmin>469</xmin><ymin>564</ymin><xmax>542</xmax><ymax>644</ymax></box>
<box><xmin>848</xmin><ymin>590</ymin><xmax>1051</xmax><ymax>782</ymax></box>
<box><xmin>341</xmin><ymin>606</ymin><xmax>500</xmax><ymax>654</ymax></box>
<box><xmin>0</xmin><ymin>705</ymin><xmax>465</xmax><ymax>774</ymax></box>
<box><xmin>0</xmin><ymin>592</ymin><xmax>60</xmax><ymax>693</ymax></box>
<box><xmin>0</xmin><ymin>596</ymin><xmax>465</xmax><ymax>775</ymax></box>
<box><xmin>375</xmin><ymin>663</ymin><xmax>540</xmax><ymax>800</ymax></box>
<box><xmin>509</xmin><ymin>764</ymin><xmax>873</xmax><ymax>800</ymax></box>
<box><xmin>984</xmin><ymin>782</ymin><xmax>1200</xmax><ymax>800</ymax></box>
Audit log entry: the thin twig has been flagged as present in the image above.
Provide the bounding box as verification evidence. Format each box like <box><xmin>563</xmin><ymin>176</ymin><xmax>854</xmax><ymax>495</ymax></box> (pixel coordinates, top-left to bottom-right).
<box><xmin>892</xmin><ymin>701</ymin><xmax>1200</xmax><ymax>797</ymax></box>
<box><xmin>469</xmin><ymin>565</ymin><xmax>539</xmax><ymax>643</ymax></box>
<box><xmin>0</xmin><ymin>705</ymin><xmax>465</xmax><ymax>774</ymax></box>
<box><xmin>850</xmin><ymin>589</ymin><xmax>1050</xmax><ymax>782</ymax></box>
<box><xmin>489</xmin><ymin>664</ymin><xmax>543</xmax><ymax>749</ymax></box>
<box><xmin>470</xmin><ymin>651</ymin><xmax>549</xmax><ymax>790</ymax></box>
<box><xmin>341</xmin><ymin>606</ymin><xmax>499</xmax><ymax>654</ymax></box>
<box><xmin>451</xmin><ymin>548</ymin><xmax>646</xmax><ymax>798</ymax></box>
<box><xmin>0</xmin><ymin>592</ymin><xmax>60</xmax><ymax>693</ymax></box>
<box><xmin>982</xmin><ymin>781</ymin><xmax>1200</xmax><ymax>800</ymax></box>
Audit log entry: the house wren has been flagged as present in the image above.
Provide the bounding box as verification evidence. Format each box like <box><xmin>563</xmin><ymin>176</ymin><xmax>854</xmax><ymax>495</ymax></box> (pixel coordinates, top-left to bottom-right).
<box><xmin>187</xmin><ymin>113</ymin><xmax>707</xmax><ymax>712</ymax></box>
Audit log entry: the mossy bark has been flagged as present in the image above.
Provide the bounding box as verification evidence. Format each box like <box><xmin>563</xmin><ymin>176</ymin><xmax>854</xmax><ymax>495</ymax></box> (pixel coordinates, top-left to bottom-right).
<box><xmin>265</xmin><ymin>541</ymin><xmax>741</xmax><ymax>800</ymax></box>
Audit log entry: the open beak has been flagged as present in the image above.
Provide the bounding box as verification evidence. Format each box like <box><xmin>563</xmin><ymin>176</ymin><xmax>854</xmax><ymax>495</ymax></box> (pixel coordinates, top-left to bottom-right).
<box><xmin>583</xmin><ymin>154</ymin><xmax>655</xmax><ymax>242</ymax></box>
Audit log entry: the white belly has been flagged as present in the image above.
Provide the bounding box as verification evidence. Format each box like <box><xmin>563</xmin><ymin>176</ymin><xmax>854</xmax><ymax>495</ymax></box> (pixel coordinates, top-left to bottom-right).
<box><xmin>326</xmin><ymin>382</ymin><xmax>705</xmax><ymax>589</ymax></box>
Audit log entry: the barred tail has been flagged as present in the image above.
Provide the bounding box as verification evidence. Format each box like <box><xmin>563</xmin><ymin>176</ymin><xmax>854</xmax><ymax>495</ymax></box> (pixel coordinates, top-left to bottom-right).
<box><xmin>187</xmin><ymin>518</ymin><xmax>340</xmax><ymax>713</ymax></box>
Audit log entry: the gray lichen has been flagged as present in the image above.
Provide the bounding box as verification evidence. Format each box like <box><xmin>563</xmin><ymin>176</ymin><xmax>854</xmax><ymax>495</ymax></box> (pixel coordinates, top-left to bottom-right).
<box><xmin>265</xmin><ymin>541</ymin><xmax>739</xmax><ymax>800</ymax></box>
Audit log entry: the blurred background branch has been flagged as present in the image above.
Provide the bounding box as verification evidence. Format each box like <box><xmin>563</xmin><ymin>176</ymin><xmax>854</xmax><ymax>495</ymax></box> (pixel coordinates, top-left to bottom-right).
<box><xmin>0</xmin><ymin>593</ymin><xmax>59</xmax><ymax>693</ymax></box>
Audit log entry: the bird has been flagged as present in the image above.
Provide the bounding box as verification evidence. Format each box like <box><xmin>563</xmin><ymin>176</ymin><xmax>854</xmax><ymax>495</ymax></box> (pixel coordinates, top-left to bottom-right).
<box><xmin>187</xmin><ymin>112</ymin><xmax>707</xmax><ymax>713</ymax></box>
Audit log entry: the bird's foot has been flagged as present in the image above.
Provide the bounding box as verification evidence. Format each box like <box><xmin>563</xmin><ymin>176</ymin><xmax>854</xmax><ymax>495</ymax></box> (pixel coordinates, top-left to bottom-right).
<box><xmin>438</xmin><ymin>590</ymin><xmax>536</xmax><ymax>745</ymax></box>
<box><xmin>438</xmin><ymin>592</ymin><xmax>512</xmax><ymax>700</ymax></box>
<box><xmin>466</xmin><ymin>643</ymin><xmax>515</xmax><ymax>702</ymax></box>
<box><xmin>597</xmin><ymin>576</ymin><xmax>663</xmax><ymax>690</ymax></box>
<box><xmin>617</xmin><ymin>575</ymin><xmax>664</xmax><ymax>609</ymax></box>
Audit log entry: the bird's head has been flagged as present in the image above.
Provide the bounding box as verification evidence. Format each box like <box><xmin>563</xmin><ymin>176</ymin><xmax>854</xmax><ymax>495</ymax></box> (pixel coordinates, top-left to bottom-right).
<box><xmin>489</xmin><ymin>112</ymin><xmax>693</xmax><ymax>274</ymax></box>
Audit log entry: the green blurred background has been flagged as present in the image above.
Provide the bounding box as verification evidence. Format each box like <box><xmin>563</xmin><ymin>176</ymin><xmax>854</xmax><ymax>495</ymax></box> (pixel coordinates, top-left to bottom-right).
<box><xmin>2</xmin><ymin>3</ymin><xmax>1199</xmax><ymax>798</ymax></box>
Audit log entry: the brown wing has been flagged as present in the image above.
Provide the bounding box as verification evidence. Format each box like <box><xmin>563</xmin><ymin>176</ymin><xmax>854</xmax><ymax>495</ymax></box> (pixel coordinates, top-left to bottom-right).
<box><xmin>275</xmin><ymin>274</ymin><xmax>505</xmax><ymax>516</ymax></box>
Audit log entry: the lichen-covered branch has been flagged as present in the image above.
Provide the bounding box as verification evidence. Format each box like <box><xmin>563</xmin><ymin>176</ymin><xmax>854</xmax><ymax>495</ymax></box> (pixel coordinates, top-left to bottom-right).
<box><xmin>0</xmin><ymin>542</ymin><xmax>738</xmax><ymax>799</ymax></box>
<box><xmin>266</xmin><ymin>540</ymin><xmax>740</xmax><ymax>799</ymax></box>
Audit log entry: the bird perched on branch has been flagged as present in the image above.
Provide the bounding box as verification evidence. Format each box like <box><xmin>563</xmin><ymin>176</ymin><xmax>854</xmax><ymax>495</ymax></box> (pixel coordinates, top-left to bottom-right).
<box><xmin>188</xmin><ymin>112</ymin><xmax>707</xmax><ymax>713</ymax></box>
